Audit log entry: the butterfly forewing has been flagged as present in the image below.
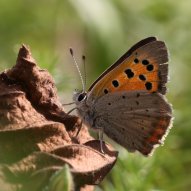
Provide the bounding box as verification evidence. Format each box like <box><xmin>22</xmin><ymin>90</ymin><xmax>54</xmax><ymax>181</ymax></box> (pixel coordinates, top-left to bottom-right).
<box><xmin>88</xmin><ymin>39</ymin><xmax>168</xmax><ymax>100</ymax></box>
<box><xmin>89</xmin><ymin>36</ymin><xmax>157</xmax><ymax>91</ymax></box>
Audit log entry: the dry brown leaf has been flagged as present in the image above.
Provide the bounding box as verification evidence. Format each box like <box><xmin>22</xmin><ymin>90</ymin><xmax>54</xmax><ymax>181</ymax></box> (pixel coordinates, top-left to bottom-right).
<box><xmin>0</xmin><ymin>45</ymin><xmax>118</xmax><ymax>191</ymax></box>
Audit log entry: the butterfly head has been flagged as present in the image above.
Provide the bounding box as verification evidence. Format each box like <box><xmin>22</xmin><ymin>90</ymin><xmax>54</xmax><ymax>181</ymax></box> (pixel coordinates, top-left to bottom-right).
<box><xmin>73</xmin><ymin>89</ymin><xmax>87</xmax><ymax>105</ymax></box>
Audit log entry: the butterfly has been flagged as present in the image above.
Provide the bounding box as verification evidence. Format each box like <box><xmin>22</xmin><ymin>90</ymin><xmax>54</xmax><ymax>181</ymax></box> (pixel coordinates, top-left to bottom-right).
<box><xmin>72</xmin><ymin>37</ymin><xmax>173</xmax><ymax>156</ymax></box>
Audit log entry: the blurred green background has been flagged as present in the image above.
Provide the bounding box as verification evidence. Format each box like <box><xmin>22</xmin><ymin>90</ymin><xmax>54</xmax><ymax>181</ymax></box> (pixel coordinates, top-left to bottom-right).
<box><xmin>0</xmin><ymin>0</ymin><xmax>190</xmax><ymax>190</ymax></box>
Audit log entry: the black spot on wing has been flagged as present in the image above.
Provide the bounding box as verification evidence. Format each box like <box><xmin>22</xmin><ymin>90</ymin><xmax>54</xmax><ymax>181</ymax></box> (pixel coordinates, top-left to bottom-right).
<box><xmin>146</xmin><ymin>64</ymin><xmax>154</xmax><ymax>71</ymax></box>
<box><xmin>139</xmin><ymin>74</ymin><xmax>146</xmax><ymax>81</ymax></box>
<box><xmin>145</xmin><ymin>82</ymin><xmax>152</xmax><ymax>90</ymax></box>
<box><xmin>112</xmin><ymin>80</ymin><xmax>119</xmax><ymax>87</ymax></box>
<box><xmin>134</xmin><ymin>58</ymin><xmax>139</xmax><ymax>63</ymax></box>
<box><xmin>125</xmin><ymin>69</ymin><xmax>134</xmax><ymax>78</ymax></box>
<box><xmin>104</xmin><ymin>89</ymin><xmax>108</xmax><ymax>94</ymax></box>
<box><xmin>142</xmin><ymin>59</ymin><xmax>149</xmax><ymax>65</ymax></box>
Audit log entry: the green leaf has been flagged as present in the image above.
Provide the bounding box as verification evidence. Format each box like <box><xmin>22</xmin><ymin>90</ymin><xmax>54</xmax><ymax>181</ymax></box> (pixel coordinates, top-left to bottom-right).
<box><xmin>46</xmin><ymin>165</ymin><xmax>74</xmax><ymax>191</ymax></box>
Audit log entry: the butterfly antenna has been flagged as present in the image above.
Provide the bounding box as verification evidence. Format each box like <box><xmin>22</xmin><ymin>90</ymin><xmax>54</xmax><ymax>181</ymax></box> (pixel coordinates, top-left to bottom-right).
<box><xmin>69</xmin><ymin>48</ymin><xmax>85</xmax><ymax>92</ymax></box>
<box><xmin>82</xmin><ymin>55</ymin><xmax>87</xmax><ymax>91</ymax></box>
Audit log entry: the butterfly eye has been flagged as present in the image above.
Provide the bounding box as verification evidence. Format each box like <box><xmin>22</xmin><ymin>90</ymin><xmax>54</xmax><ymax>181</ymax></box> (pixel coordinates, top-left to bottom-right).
<box><xmin>78</xmin><ymin>93</ymin><xmax>86</xmax><ymax>102</ymax></box>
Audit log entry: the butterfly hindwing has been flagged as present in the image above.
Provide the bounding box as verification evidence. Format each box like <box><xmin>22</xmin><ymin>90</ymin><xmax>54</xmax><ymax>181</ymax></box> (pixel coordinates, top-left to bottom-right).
<box><xmin>93</xmin><ymin>91</ymin><xmax>172</xmax><ymax>155</ymax></box>
<box><xmin>88</xmin><ymin>38</ymin><xmax>168</xmax><ymax>99</ymax></box>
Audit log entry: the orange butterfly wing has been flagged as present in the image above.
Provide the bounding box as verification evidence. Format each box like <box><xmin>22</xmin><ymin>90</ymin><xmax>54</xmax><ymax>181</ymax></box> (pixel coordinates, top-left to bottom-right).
<box><xmin>87</xmin><ymin>37</ymin><xmax>172</xmax><ymax>156</ymax></box>
<box><xmin>88</xmin><ymin>37</ymin><xmax>168</xmax><ymax>98</ymax></box>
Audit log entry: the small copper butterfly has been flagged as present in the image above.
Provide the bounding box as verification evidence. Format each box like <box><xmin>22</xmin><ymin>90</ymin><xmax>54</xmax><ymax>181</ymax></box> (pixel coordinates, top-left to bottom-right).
<box><xmin>72</xmin><ymin>37</ymin><xmax>173</xmax><ymax>156</ymax></box>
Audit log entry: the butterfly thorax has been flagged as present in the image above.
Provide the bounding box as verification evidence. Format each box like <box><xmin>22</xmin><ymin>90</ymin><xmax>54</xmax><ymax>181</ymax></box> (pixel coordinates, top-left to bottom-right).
<box><xmin>73</xmin><ymin>90</ymin><xmax>95</xmax><ymax>128</ymax></box>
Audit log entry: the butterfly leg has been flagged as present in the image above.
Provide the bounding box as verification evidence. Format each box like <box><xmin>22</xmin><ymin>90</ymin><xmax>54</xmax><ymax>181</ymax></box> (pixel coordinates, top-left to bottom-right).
<box><xmin>63</xmin><ymin>107</ymin><xmax>82</xmax><ymax>138</ymax></box>
<box><xmin>64</xmin><ymin>107</ymin><xmax>83</xmax><ymax>138</ymax></box>
<box><xmin>75</xmin><ymin>119</ymin><xmax>83</xmax><ymax>137</ymax></box>
<box><xmin>62</xmin><ymin>102</ymin><xmax>75</xmax><ymax>106</ymax></box>
<box><xmin>65</xmin><ymin>107</ymin><xmax>77</xmax><ymax>115</ymax></box>
<box><xmin>98</xmin><ymin>127</ymin><xmax>104</xmax><ymax>154</ymax></box>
